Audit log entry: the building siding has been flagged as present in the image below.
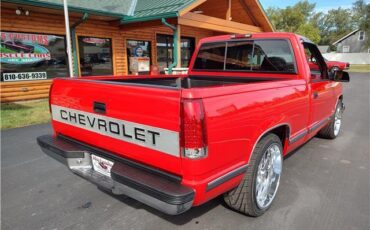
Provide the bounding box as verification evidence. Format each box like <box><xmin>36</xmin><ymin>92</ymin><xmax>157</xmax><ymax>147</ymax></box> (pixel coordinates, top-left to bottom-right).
<box><xmin>1</xmin><ymin>0</ymin><xmax>269</xmax><ymax>102</ymax></box>
<box><xmin>0</xmin><ymin>8</ymin><xmax>214</xmax><ymax>102</ymax></box>
<box><xmin>336</xmin><ymin>30</ymin><xmax>369</xmax><ymax>53</ymax></box>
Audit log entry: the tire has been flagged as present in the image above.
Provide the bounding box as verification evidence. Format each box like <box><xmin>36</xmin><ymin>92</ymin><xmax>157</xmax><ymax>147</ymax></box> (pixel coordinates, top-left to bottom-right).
<box><xmin>318</xmin><ymin>100</ymin><xmax>343</xmax><ymax>139</ymax></box>
<box><xmin>223</xmin><ymin>134</ymin><xmax>283</xmax><ymax>216</ymax></box>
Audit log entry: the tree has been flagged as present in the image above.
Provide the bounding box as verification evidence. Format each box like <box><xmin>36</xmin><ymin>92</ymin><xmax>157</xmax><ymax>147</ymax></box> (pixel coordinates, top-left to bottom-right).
<box><xmin>266</xmin><ymin>0</ymin><xmax>370</xmax><ymax>46</ymax></box>
<box><xmin>312</xmin><ymin>8</ymin><xmax>354</xmax><ymax>45</ymax></box>
<box><xmin>352</xmin><ymin>0</ymin><xmax>370</xmax><ymax>46</ymax></box>
<box><xmin>266</xmin><ymin>1</ymin><xmax>320</xmax><ymax>43</ymax></box>
<box><xmin>296</xmin><ymin>24</ymin><xmax>321</xmax><ymax>44</ymax></box>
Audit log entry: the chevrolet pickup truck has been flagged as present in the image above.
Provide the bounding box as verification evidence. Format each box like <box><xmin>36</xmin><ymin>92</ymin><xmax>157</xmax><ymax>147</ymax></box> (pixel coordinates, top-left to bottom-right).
<box><xmin>37</xmin><ymin>32</ymin><xmax>349</xmax><ymax>216</ymax></box>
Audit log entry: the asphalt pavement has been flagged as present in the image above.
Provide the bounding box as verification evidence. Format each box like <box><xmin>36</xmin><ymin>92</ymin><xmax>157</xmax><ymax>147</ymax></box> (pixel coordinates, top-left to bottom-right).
<box><xmin>1</xmin><ymin>73</ymin><xmax>369</xmax><ymax>230</ymax></box>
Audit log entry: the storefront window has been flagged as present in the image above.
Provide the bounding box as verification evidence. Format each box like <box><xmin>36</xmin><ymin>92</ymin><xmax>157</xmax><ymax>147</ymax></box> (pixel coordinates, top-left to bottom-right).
<box><xmin>78</xmin><ymin>36</ymin><xmax>113</xmax><ymax>76</ymax></box>
<box><xmin>0</xmin><ymin>31</ymin><xmax>67</xmax><ymax>82</ymax></box>
<box><xmin>126</xmin><ymin>40</ymin><xmax>151</xmax><ymax>74</ymax></box>
<box><xmin>181</xmin><ymin>39</ymin><xmax>195</xmax><ymax>67</ymax></box>
<box><xmin>156</xmin><ymin>34</ymin><xmax>195</xmax><ymax>72</ymax></box>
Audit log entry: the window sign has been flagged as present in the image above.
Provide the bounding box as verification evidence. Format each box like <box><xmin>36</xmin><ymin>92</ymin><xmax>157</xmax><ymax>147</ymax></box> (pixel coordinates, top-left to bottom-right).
<box><xmin>78</xmin><ymin>36</ymin><xmax>113</xmax><ymax>76</ymax></box>
<box><xmin>0</xmin><ymin>31</ymin><xmax>67</xmax><ymax>82</ymax></box>
<box><xmin>127</xmin><ymin>40</ymin><xmax>151</xmax><ymax>74</ymax></box>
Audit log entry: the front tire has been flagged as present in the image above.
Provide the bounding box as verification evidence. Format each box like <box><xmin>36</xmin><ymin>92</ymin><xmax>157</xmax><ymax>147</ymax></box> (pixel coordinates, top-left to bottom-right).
<box><xmin>318</xmin><ymin>100</ymin><xmax>343</xmax><ymax>139</ymax></box>
<box><xmin>223</xmin><ymin>134</ymin><xmax>283</xmax><ymax>216</ymax></box>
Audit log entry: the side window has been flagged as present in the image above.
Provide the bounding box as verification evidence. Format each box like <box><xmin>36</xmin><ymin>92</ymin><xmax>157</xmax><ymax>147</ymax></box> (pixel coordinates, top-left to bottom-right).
<box><xmin>303</xmin><ymin>43</ymin><xmax>327</xmax><ymax>80</ymax></box>
<box><xmin>225</xmin><ymin>41</ymin><xmax>253</xmax><ymax>70</ymax></box>
<box><xmin>359</xmin><ymin>31</ymin><xmax>365</xmax><ymax>41</ymax></box>
<box><xmin>193</xmin><ymin>42</ymin><xmax>226</xmax><ymax>70</ymax></box>
<box><xmin>252</xmin><ymin>40</ymin><xmax>296</xmax><ymax>73</ymax></box>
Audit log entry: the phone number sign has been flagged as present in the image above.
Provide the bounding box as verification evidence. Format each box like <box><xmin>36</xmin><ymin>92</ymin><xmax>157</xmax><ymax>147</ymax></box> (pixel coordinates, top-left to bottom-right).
<box><xmin>2</xmin><ymin>72</ymin><xmax>47</xmax><ymax>82</ymax></box>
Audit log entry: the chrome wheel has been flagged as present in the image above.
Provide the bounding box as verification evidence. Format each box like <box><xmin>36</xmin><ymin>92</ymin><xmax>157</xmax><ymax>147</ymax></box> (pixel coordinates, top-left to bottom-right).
<box><xmin>255</xmin><ymin>143</ymin><xmax>282</xmax><ymax>209</ymax></box>
<box><xmin>331</xmin><ymin>67</ymin><xmax>339</xmax><ymax>73</ymax></box>
<box><xmin>334</xmin><ymin>105</ymin><xmax>342</xmax><ymax>136</ymax></box>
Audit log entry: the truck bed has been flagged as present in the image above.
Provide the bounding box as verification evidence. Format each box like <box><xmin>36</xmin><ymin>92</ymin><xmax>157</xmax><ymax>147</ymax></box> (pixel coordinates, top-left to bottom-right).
<box><xmin>97</xmin><ymin>76</ymin><xmax>282</xmax><ymax>89</ymax></box>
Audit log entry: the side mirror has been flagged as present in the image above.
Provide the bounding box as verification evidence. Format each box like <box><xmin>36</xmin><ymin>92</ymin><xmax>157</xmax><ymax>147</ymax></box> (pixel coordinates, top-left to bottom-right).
<box><xmin>329</xmin><ymin>70</ymin><xmax>350</xmax><ymax>82</ymax></box>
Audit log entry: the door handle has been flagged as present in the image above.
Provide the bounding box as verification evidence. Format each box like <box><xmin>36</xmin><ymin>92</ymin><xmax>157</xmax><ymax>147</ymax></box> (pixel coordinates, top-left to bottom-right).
<box><xmin>93</xmin><ymin>101</ymin><xmax>106</xmax><ymax>114</ymax></box>
<box><xmin>313</xmin><ymin>91</ymin><xmax>319</xmax><ymax>99</ymax></box>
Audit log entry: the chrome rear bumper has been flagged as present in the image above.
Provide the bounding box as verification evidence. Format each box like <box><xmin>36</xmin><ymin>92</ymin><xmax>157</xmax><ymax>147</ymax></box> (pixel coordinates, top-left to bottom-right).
<box><xmin>37</xmin><ymin>135</ymin><xmax>194</xmax><ymax>215</ymax></box>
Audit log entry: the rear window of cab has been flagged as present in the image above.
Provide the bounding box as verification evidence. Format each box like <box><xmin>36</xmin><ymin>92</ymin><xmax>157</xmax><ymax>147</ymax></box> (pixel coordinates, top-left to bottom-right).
<box><xmin>193</xmin><ymin>39</ymin><xmax>296</xmax><ymax>73</ymax></box>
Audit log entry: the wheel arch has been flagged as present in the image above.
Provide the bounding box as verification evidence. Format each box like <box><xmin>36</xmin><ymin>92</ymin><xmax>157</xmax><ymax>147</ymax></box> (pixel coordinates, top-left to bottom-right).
<box><xmin>248</xmin><ymin>124</ymin><xmax>291</xmax><ymax>164</ymax></box>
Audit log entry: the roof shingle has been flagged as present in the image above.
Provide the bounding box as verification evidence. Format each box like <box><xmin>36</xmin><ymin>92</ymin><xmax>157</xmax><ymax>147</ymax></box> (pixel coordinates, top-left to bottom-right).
<box><xmin>123</xmin><ymin>0</ymin><xmax>196</xmax><ymax>22</ymax></box>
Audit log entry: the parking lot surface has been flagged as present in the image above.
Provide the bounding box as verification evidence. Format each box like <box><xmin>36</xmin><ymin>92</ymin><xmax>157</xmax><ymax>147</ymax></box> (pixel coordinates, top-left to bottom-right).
<box><xmin>1</xmin><ymin>73</ymin><xmax>369</xmax><ymax>230</ymax></box>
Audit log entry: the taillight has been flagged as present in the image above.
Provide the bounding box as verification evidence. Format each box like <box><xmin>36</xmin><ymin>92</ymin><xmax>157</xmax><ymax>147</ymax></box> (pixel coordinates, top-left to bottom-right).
<box><xmin>181</xmin><ymin>99</ymin><xmax>207</xmax><ymax>159</ymax></box>
<box><xmin>48</xmin><ymin>82</ymin><xmax>54</xmax><ymax>113</ymax></box>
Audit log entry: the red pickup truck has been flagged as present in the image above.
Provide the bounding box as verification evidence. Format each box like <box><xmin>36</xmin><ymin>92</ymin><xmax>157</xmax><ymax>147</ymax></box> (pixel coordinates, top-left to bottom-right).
<box><xmin>37</xmin><ymin>32</ymin><xmax>349</xmax><ymax>216</ymax></box>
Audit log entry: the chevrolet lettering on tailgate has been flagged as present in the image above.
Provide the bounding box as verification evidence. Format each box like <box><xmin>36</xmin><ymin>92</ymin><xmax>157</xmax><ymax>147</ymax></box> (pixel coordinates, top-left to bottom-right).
<box><xmin>51</xmin><ymin>105</ymin><xmax>180</xmax><ymax>157</ymax></box>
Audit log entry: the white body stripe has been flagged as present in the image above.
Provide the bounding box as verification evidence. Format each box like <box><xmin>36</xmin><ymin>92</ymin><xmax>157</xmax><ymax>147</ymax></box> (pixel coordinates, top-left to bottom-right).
<box><xmin>51</xmin><ymin>105</ymin><xmax>180</xmax><ymax>157</ymax></box>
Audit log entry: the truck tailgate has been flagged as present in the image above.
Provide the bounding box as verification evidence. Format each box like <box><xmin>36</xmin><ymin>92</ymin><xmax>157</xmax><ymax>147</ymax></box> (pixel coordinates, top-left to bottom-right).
<box><xmin>50</xmin><ymin>78</ymin><xmax>182</xmax><ymax>175</ymax></box>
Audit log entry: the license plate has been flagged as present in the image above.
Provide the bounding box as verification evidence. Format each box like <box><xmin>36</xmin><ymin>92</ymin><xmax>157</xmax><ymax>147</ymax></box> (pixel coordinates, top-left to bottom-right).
<box><xmin>91</xmin><ymin>155</ymin><xmax>114</xmax><ymax>177</ymax></box>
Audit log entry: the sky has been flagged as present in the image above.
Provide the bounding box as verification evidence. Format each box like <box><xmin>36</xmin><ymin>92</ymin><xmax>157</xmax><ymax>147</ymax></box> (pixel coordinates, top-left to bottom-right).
<box><xmin>259</xmin><ymin>0</ymin><xmax>368</xmax><ymax>12</ymax></box>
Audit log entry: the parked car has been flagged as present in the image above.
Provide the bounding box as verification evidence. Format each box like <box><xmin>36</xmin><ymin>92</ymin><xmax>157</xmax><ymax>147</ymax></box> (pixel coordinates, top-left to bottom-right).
<box><xmin>325</xmin><ymin>58</ymin><xmax>350</xmax><ymax>72</ymax></box>
<box><xmin>37</xmin><ymin>33</ymin><xmax>349</xmax><ymax>217</ymax></box>
<box><xmin>2</xmin><ymin>40</ymin><xmax>34</xmax><ymax>53</ymax></box>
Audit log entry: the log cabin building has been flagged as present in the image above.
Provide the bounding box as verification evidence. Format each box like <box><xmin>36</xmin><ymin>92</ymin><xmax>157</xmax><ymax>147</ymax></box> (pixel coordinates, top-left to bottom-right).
<box><xmin>0</xmin><ymin>0</ymin><xmax>273</xmax><ymax>102</ymax></box>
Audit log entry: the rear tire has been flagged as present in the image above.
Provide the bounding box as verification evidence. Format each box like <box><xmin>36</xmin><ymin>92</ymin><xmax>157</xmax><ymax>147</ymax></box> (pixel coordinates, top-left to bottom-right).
<box><xmin>223</xmin><ymin>134</ymin><xmax>283</xmax><ymax>216</ymax></box>
<box><xmin>318</xmin><ymin>100</ymin><xmax>343</xmax><ymax>139</ymax></box>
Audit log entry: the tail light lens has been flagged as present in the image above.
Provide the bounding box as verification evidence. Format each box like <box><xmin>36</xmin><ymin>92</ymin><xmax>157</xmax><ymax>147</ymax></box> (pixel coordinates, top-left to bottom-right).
<box><xmin>181</xmin><ymin>99</ymin><xmax>207</xmax><ymax>159</ymax></box>
<box><xmin>48</xmin><ymin>82</ymin><xmax>54</xmax><ymax>113</ymax></box>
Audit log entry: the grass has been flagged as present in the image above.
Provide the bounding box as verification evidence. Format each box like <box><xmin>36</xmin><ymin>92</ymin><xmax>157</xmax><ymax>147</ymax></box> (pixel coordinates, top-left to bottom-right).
<box><xmin>348</xmin><ymin>64</ymin><xmax>370</xmax><ymax>73</ymax></box>
<box><xmin>1</xmin><ymin>99</ymin><xmax>50</xmax><ymax>130</ymax></box>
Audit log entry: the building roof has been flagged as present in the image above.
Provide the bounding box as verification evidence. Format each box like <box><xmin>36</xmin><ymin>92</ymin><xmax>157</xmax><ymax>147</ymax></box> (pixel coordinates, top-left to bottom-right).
<box><xmin>122</xmin><ymin>0</ymin><xmax>196</xmax><ymax>23</ymax></box>
<box><xmin>7</xmin><ymin>0</ymin><xmax>273</xmax><ymax>31</ymax></box>
<box><xmin>6</xmin><ymin>0</ymin><xmax>137</xmax><ymax>17</ymax></box>
<box><xmin>333</xmin><ymin>29</ymin><xmax>361</xmax><ymax>45</ymax></box>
